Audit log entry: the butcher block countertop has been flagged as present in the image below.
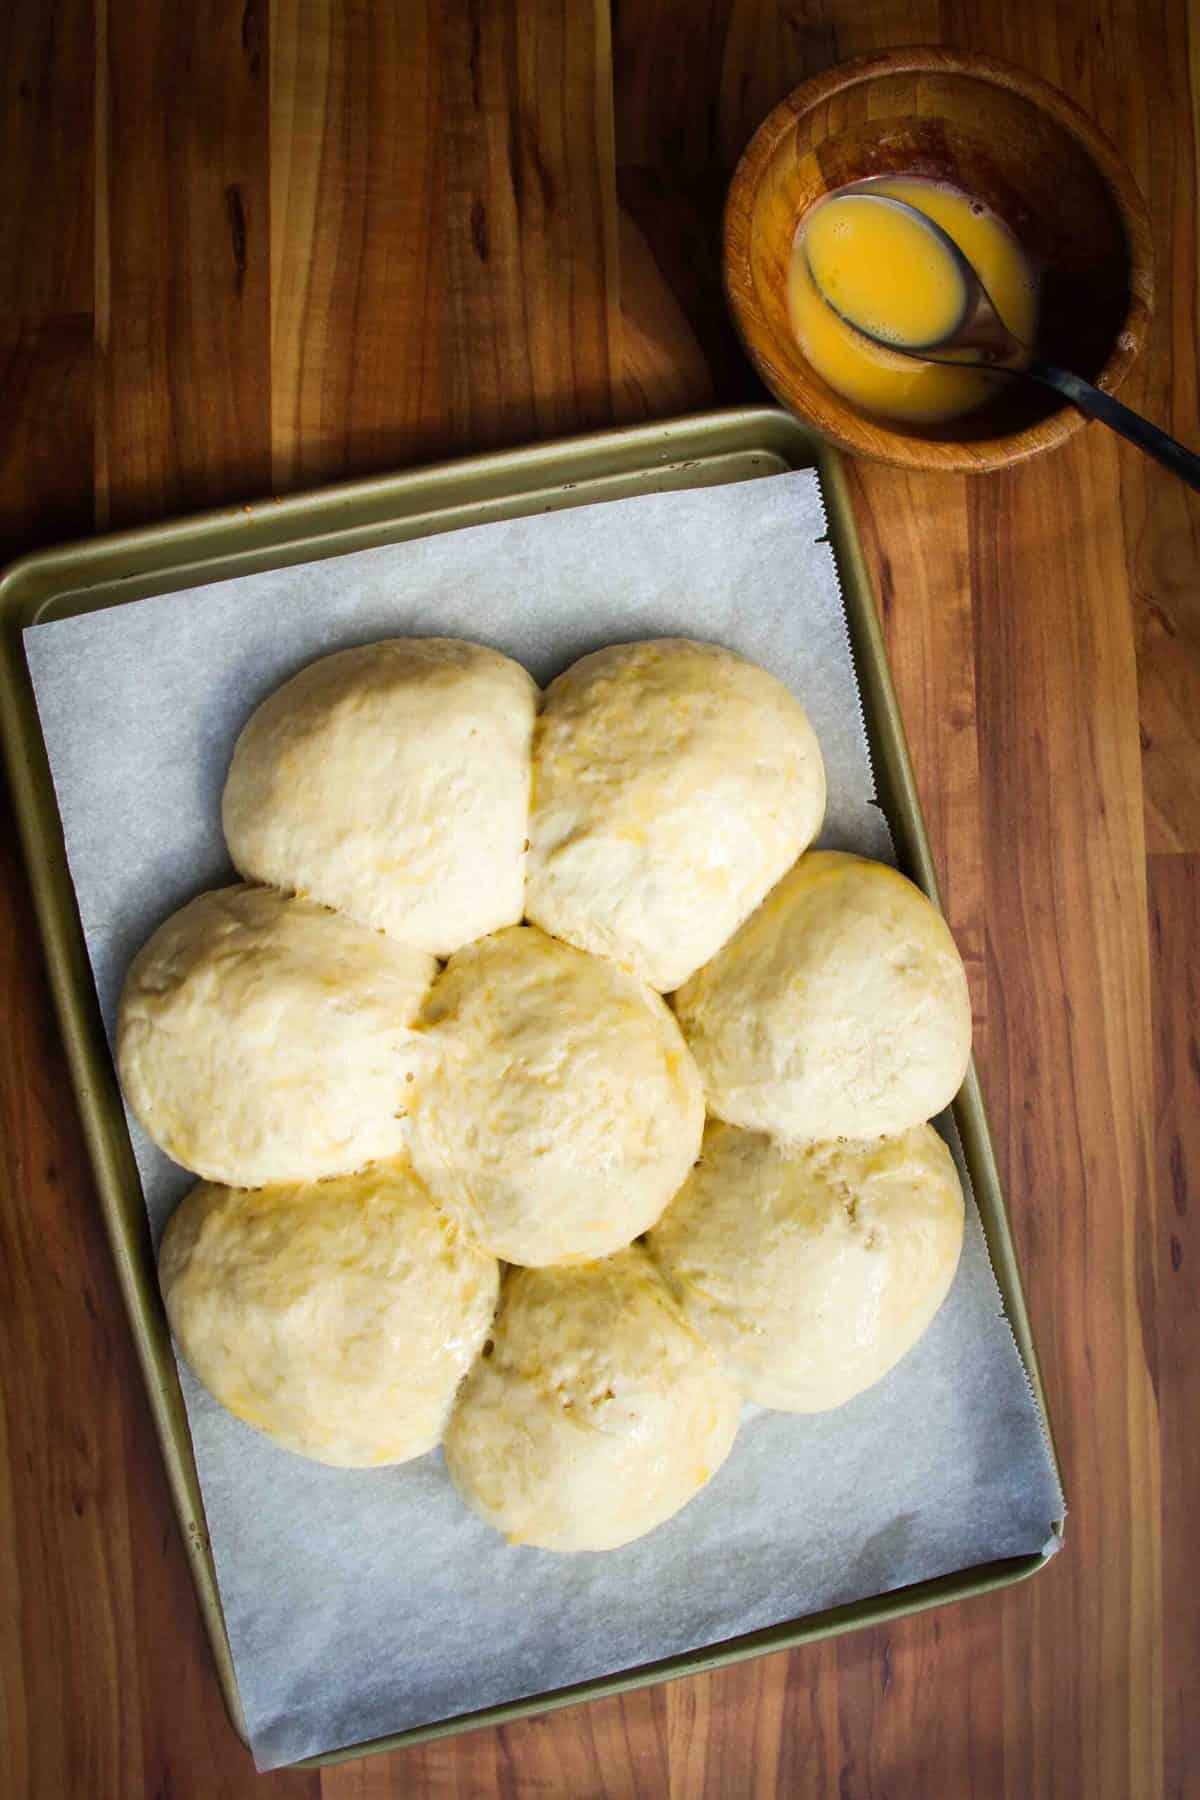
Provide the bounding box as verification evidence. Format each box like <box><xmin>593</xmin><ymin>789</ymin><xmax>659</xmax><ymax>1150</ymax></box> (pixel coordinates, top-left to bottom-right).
<box><xmin>1</xmin><ymin>2</ymin><xmax>1196</xmax><ymax>1795</ymax></box>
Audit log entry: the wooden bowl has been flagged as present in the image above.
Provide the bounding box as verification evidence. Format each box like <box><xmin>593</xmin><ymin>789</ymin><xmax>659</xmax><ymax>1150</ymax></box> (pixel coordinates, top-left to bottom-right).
<box><xmin>723</xmin><ymin>49</ymin><xmax>1153</xmax><ymax>473</ymax></box>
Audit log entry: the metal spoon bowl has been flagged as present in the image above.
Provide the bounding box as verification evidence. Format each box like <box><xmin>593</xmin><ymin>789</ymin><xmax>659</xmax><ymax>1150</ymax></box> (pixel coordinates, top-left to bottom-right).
<box><xmin>805</xmin><ymin>192</ymin><xmax>1200</xmax><ymax>490</ymax></box>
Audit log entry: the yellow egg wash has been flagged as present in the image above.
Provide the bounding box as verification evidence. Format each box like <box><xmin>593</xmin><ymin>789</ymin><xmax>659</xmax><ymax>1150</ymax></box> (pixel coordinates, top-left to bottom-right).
<box><xmin>787</xmin><ymin>178</ymin><xmax>1037</xmax><ymax>426</ymax></box>
<box><xmin>803</xmin><ymin>194</ymin><xmax>968</xmax><ymax>349</ymax></box>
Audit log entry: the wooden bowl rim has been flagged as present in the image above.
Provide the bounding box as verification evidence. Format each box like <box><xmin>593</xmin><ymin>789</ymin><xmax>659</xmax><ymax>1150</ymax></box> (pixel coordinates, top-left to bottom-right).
<box><xmin>723</xmin><ymin>47</ymin><xmax>1155</xmax><ymax>473</ymax></box>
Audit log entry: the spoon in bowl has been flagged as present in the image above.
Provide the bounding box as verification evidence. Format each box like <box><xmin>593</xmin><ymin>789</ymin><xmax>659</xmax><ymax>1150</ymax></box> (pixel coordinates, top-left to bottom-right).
<box><xmin>804</xmin><ymin>192</ymin><xmax>1200</xmax><ymax>489</ymax></box>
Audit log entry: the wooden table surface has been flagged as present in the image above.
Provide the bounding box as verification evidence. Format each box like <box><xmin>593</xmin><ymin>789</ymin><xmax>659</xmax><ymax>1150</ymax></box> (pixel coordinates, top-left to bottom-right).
<box><xmin>1</xmin><ymin>3</ymin><xmax>1196</xmax><ymax>1795</ymax></box>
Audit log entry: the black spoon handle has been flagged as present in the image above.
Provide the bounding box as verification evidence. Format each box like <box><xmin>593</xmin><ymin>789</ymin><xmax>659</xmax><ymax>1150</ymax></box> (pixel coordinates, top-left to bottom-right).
<box><xmin>1025</xmin><ymin>358</ymin><xmax>1200</xmax><ymax>491</ymax></box>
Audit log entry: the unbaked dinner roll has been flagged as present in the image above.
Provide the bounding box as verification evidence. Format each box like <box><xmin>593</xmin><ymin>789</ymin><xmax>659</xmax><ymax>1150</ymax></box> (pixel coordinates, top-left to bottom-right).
<box><xmin>222</xmin><ymin>638</ymin><xmax>537</xmax><ymax>956</ymax></box>
<box><xmin>118</xmin><ymin>884</ymin><xmax>436</xmax><ymax>1186</ymax></box>
<box><xmin>408</xmin><ymin>925</ymin><xmax>704</xmax><ymax>1266</ymax></box>
<box><xmin>159</xmin><ymin>1160</ymin><xmax>499</xmax><ymax>1466</ymax></box>
<box><xmin>444</xmin><ymin>1247</ymin><xmax>740</xmax><ymax>1551</ymax></box>
<box><xmin>674</xmin><ymin>851</ymin><xmax>971</xmax><ymax>1140</ymax></box>
<box><xmin>526</xmin><ymin>639</ymin><xmax>825</xmax><ymax>992</ymax></box>
<box><xmin>647</xmin><ymin>1120</ymin><xmax>965</xmax><ymax>1412</ymax></box>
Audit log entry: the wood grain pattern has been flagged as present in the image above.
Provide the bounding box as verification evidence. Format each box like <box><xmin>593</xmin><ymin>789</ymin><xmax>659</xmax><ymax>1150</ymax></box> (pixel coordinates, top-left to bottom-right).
<box><xmin>0</xmin><ymin>1</ymin><xmax>1196</xmax><ymax>1794</ymax></box>
<box><xmin>1104</xmin><ymin>0</ymin><xmax>1200</xmax><ymax>857</ymax></box>
<box><xmin>268</xmin><ymin>0</ymin><xmax>449</xmax><ymax>490</ymax></box>
<box><xmin>97</xmin><ymin>0</ymin><xmax>272</xmax><ymax>527</ymax></box>
<box><xmin>0</xmin><ymin>0</ymin><xmax>93</xmax><ymax>562</ymax></box>
<box><xmin>970</xmin><ymin>434</ymin><xmax>1160</xmax><ymax>1799</ymax></box>
<box><xmin>1149</xmin><ymin>855</ymin><xmax>1200</xmax><ymax>1800</ymax></box>
<box><xmin>0</xmin><ymin>0</ymin><xmax>93</xmax><ymax>324</ymax></box>
<box><xmin>269</xmin><ymin>0</ymin><xmax>617</xmax><ymax>491</ymax></box>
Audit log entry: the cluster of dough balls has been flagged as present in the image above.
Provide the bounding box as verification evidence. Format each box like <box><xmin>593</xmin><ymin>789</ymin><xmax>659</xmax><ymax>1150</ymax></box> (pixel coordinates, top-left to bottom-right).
<box><xmin>119</xmin><ymin>634</ymin><xmax>971</xmax><ymax>1555</ymax></box>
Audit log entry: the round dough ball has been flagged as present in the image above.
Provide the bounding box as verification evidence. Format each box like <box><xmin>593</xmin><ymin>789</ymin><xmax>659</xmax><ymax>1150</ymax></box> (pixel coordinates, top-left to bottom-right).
<box><xmin>408</xmin><ymin>925</ymin><xmax>704</xmax><ymax>1266</ymax></box>
<box><xmin>222</xmin><ymin>638</ymin><xmax>538</xmax><ymax>956</ymax></box>
<box><xmin>118</xmin><ymin>885</ymin><xmax>436</xmax><ymax>1186</ymax></box>
<box><xmin>648</xmin><ymin>1120</ymin><xmax>965</xmax><ymax>1411</ymax></box>
<box><xmin>526</xmin><ymin>639</ymin><xmax>825</xmax><ymax>992</ymax></box>
<box><xmin>160</xmin><ymin>1161</ymin><xmax>500</xmax><ymax>1466</ymax></box>
<box><xmin>675</xmin><ymin>851</ymin><xmax>971</xmax><ymax>1140</ymax></box>
<box><xmin>444</xmin><ymin>1247</ymin><xmax>740</xmax><ymax>1551</ymax></box>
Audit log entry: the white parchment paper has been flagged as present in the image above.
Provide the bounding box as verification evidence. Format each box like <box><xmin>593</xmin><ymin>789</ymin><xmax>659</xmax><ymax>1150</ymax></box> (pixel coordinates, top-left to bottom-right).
<box><xmin>24</xmin><ymin>471</ymin><xmax>1062</xmax><ymax>1770</ymax></box>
